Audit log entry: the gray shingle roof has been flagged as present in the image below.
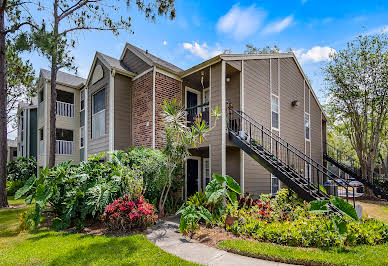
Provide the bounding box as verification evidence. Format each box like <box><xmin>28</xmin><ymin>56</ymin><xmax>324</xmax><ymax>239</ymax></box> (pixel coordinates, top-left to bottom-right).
<box><xmin>96</xmin><ymin>52</ymin><xmax>133</xmax><ymax>74</ymax></box>
<box><xmin>40</xmin><ymin>69</ymin><xmax>86</xmax><ymax>88</ymax></box>
<box><xmin>126</xmin><ymin>43</ymin><xmax>183</xmax><ymax>74</ymax></box>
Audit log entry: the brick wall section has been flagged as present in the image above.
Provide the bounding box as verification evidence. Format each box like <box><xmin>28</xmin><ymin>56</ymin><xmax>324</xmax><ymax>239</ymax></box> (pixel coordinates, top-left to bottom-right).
<box><xmin>132</xmin><ymin>71</ymin><xmax>153</xmax><ymax>147</ymax></box>
<box><xmin>154</xmin><ymin>72</ymin><xmax>182</xmax><ymax>149</ymax></box>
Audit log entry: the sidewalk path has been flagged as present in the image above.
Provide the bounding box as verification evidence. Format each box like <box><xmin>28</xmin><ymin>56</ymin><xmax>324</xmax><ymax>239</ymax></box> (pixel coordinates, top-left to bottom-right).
<box><xmin>145</xmin><ymin>216</ymin><xmax>290</xmax><ymax>266</ymax></box>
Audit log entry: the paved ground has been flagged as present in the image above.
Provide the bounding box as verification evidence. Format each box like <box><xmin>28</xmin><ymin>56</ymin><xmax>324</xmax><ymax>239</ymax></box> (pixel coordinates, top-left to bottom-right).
<box><xmin>145</xmin><ymin>216</ymin><xmax>289</xmax><ymax>266</ymax></box>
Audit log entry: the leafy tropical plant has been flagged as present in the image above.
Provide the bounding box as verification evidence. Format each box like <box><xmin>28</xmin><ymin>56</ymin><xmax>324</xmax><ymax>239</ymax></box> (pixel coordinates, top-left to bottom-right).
<box><xmin>159</xmin><ymin>99</ymin><xmax>220</xmax><ymax>216</ymax></box>
<box><xmin>205</xmin><ymin>174</ymin><xmax>241</xmax><ymax>206</ymax></box>
<box><xmin>176</xmin><ymin>204</ymin><xmax>212</xmax><ymax>235</ymax></box>
<box><xmin>15</xmin><ymin>152</ymin><xmax>143</xmax><ymax>229</ymax></box>
<box><xmin>7</xmin><ymin>157</ymin><xmax>37</xmax><ymax>182</ymax></box>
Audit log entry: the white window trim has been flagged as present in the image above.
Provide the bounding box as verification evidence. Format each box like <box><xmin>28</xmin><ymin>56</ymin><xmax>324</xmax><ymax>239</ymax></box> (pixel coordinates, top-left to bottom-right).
<box><xmin>271</xmin><ymin>174</ymin><xmax>280</xmax><ymax>194</ymax></box>
<box><xmin>80</xmin><ymin>126</ymin><xmax>85</xmax><ymax>148</ymax></box>
<box><xmin>305</xmin><ymin>112</ymin><xmax>311</xmax><ymax>141</ymax></box>
<box><xmin>185</xmin><ymin>156</ymin><xmax>201</xmax><ymax>201</ymax></box>
<box><xmin>91</xmin><ymin>88</ymin><xmax>106</xmax><ymax>139</ymax></box>
<box><xmin>80</xmin><ymin>89</ymin><xmax>85</xmax><ymax>112</ymax></box>
<box><xmin>203</xmin><ymin>158</ymin><xmax>210</xmax><ymax>191</ymax></box>
<box><xmin>271</xmin><ymin>94</ymin><xmax>280</xmax><ymax>131</ymax></box>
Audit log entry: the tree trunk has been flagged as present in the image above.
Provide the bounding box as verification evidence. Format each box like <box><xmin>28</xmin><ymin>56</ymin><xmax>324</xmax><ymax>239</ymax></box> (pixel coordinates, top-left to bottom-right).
<box><xmin>0</xmin><ymin>6</ymin><xmax>8</xmax><ymax>208</ymax></box>
<box><xmin>48</xmin><ymin>61</ymin><xmax>57</xmax><ymax>168</ymax></box>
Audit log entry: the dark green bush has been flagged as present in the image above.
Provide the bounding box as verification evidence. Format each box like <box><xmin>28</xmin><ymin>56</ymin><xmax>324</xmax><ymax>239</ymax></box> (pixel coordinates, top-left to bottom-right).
<box><xmin>7</xmin><ymin>157</ymin><xmax>37</xmax><ymax>182</ymax></box>
<box><xmin>121</xmin><ymin>148</ymin><xmax>168</xmax><ymax>202</ymax></box>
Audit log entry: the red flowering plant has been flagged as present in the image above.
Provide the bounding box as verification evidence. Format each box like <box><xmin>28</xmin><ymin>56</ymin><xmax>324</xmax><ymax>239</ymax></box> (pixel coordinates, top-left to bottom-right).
<box><xmin>101</xmin><ymin>194</ymin><xmax>158</xmax><ymax>232</ymax></box>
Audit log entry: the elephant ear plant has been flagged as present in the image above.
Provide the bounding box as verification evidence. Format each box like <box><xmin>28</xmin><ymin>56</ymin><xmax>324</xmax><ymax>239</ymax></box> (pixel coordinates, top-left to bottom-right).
<box><xmin>309</xmin><ymin>196</ymin><xmax>359</xmax><ymax>241</ymax></box>
<box><xmin>177</xmin><ymin>174</ymin><xmax>242</xmax><ymax>235</ymax></box>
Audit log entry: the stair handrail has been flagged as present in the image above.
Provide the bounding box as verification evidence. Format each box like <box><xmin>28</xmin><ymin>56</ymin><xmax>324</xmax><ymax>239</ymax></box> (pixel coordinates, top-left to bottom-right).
<box><xmin>227</xmin><ymin>105</ymin><xmax>355</xmax><ymax>190</ymax></box>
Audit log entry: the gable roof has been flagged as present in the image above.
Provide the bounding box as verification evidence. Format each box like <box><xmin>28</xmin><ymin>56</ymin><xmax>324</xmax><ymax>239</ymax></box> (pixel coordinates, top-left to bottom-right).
<box><xmin>121</xmin><ymin>43</ymin><xmax>183</xmax><ymax>74</ymax></box>
<box><xmin>96</xmin><ymin>51</ymin><xmax>133</xmax><ymax>74</ymax></box>
<box><xmin>40</xmin><ymin>69</ymin><xmax>86</xmax><ymax>88</ymax></box>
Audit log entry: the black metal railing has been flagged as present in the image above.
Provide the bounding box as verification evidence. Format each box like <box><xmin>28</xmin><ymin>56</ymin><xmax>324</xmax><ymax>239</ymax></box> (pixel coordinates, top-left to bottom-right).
<box><xmin>228</xmin><ymin>104</ymin><xmax>356</xmax><ymax>205</ymax></box>
<box><xmin>186</xmin><ymin>102</ymin><xmax>209</xmax><ymax>126</ymax></box>
<box><xmin>324</xmin><ymin>142</ymin><xmax>362</xmax><ymax>176</ymax></box>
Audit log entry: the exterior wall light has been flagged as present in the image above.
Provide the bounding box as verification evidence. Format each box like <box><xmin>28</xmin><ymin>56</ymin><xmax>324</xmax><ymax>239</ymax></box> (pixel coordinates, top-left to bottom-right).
<box><xmin>226</xmin><ymin>77</ymin><xmax>231</xmax><ymax>83</ymax></box>
<box><xmin>292</xmin><ymin>100</ymin><xmax>300</xmax><ymax>107</ymax></box>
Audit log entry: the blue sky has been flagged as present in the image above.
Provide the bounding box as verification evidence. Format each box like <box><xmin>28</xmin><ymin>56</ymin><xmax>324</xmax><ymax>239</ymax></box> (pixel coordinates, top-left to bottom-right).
<box><xmin>23</xmin><ymin>0</ymin><xmax>388</xmax><ymax>102</ymax></box>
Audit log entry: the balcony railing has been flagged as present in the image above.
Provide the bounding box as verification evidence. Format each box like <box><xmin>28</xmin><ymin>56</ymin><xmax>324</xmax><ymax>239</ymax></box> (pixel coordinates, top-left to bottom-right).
<box><xmin>38</xmin><ymin>102</ymin><xmax>44</xmax><ymax>118</ymax></box>
<box><xmin>186</xmin><ymin>102</ymin><xmax>209</xmax><ymax>125</ymax></box>
<box><xmin>39</xmin><ymin>140</ymin><xmax>44</xmax><ymax>155</ymax></box>
<box><xmin>56</xmin><ymin>140</ymin><xmax>74</xmax><ymax>155</ymax></box>
<box><xmin>56</xmin><ymin>101</ymin><xmax>74</xmax><ymax>117</ymax></box>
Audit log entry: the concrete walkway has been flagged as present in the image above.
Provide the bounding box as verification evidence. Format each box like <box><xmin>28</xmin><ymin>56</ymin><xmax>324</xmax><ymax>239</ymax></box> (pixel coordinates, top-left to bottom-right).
<box><xmin>145</xmin><ymin>216</ymin><xmax>289</xmax><ymax>266</ymax></box>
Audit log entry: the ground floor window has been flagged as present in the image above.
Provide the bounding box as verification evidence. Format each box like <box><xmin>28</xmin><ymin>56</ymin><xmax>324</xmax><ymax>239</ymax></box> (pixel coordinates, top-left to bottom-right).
<box><xmin>271</xmin><ymin>174</ymin><xmax>280</xmax><ymax>194</ymax></box>
<box><xmin>203</xmin><ymin>158</ymin><xmax>210</xmax><ymax>189</ymax></box>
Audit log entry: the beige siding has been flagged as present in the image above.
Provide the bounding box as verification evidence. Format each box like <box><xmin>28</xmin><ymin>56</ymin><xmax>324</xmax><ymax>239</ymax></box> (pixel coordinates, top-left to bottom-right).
<box><xmin>209</xmin><ymin>63</ymin><xmax>222</xmax><ymax>175</ymax></box>
<box><xmin>226</xmin><ymin>71</ymin><xmax>240</xmax><ymax>110</ymax></box>
<box><xmin>122</xmin><ymin>49</ymin><xmax>150</xmax><ymax>74</ymax></box>
<box><xmin>227</xmin><ymin>60</ymin><xmax>241</xmax><ymax>71</ymax></box>
<box><xmin>304</xmin><ymin>80</ymin><xmax>310</xmax><ymax>112</ymax></box>
<box><xmin>243</xmin><ymin>59</ymin><xmax>271</xmax><ymax>196</ymax></box>
<box><xmin>87</xmin><ymin>59</ymin><xmax>110</xmax><ymax>156</ymax></box>
<box><xmin>310</xmin><ymin>91</ymin><xmax>322</xmax><ymax>164</ymax></box>
<box><xmin>279</xmin><ymin>58</ymin><xmax>305</xmax><ymax>152</ymax></box>
<box><xmin>226</xmin><ymin>147</ymin><xmax>240</xmax><ymax>184</ymax></box>
<box><xmin>114</xmin><ymin>74</ymin><xmax>132</xmax><ymax>150</ymax></box>
<box><xmin>271</xmin><ymin>59</ymin><xmax>279</xmax><ymax>96</ymax></box>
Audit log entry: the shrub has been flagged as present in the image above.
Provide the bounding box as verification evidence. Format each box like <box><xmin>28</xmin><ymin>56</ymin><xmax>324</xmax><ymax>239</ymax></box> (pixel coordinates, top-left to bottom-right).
<box><xmin>16</xmin><ymin>152</ymin><xmax>143</xmax><ymax>229</ymax></box>
<box><xmin>120</xmin><ymin>148</ymin><xmax>170</xmax><ymax>202</ymax></box>
<box><xmin>7</xmin><ymin>157</ymin><xmax>37</xmax><ymax>181</ymax></box>
<box><xmin>102</xmin><ymin>195</ymin><xmax>157</xmax><ymax>232</ymax></box>
<box><xmin>6</xmin><ymin>180</ymin><xmax>24</xmax><ymax>196</ymax></box>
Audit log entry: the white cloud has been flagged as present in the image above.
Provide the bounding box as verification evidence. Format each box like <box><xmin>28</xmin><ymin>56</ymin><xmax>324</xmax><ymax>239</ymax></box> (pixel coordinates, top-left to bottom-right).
<box><xmin>216</xmin><ymin>4</ymin><xmax>265</xmax><ymax>39</ymax></box>
<box><xmin>296</xmin><ymin>46</ymin><xmax>336</xmax><ymax>63</ymax></box>
<box><xmin>262</xmin><ymin>15</ymin><xmax>294</xmax><ymax>34</ymax></box>
<box><xmin>183</xmin><ymin>42</ymin><xmax>222</xmax><ymax>60</ymax></box>
<box><xmin>163</xmin><ymin>40</ymin><xmax>168</xmax><ymax>46</ymax></box>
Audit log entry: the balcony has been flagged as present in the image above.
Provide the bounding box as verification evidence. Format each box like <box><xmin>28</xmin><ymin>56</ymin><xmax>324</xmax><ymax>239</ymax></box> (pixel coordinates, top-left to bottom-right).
<box><xmin>56</xmin><ymin>101</ymin><xmax>74</xmax><ymax>118</ymax></box>
<box><xmin>56</xmin><ymin>140</ymin><xmax>74</xmax><ymax>155</ymax></box>
<box><xmin>186</xmin><ymin>102</ymin><xmax>209</xmax><ymax>126</ymax></box>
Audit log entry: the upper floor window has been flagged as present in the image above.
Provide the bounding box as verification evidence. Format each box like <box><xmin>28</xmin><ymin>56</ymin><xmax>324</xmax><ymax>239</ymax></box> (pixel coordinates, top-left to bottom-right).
<box><xmin>305</xmin><ymin>113</ymin><xmax>310</xmax><ymax>140</ymax></box>
<box><xmin>80</xmin><ymin>89</ymin><xmax>85</xmax><ymax>111</ymax></box>
<box><xmin>92</xmin><ymin>88</ymin><xmax>106</xmax><ymax>138</ymax></box>
<box><xmin>271</xmin><ymin>95</ymin><xmax>279</xmax><ymax>130</ymax></box>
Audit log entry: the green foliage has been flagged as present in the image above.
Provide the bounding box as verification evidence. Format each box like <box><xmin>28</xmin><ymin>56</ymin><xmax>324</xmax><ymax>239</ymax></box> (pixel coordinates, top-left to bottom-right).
<box><xmin>7</xmin><ymin>157</ymin><xmax>37</xmax><ymax>182</ymax></box>
<box><xmin>159</xmin><ymin>99</ymin><xmax>220</xmax><ymax>215</ymax></box>
<box><xmin>6</xmin><ymin>180</ymin><xmax>24</xmax><ymax>196</ymax></box>
<box><xmin>206</xmin><ymin>174</ymin><xmax>242</xmax><ymax>205</ymax></box>
<box><xmin>16</xmin><ymin>152</ymin><xmax>143</xmax><ymax>229</ymax></box>
<box><xmin>176</xmin><ymin>204</ymin><xmax>212</xmax><ymax>234</ymax></box>
<box><xmin>115</xmin><ymin>148</ymin><xmax>169</xmax><ymax>203</ymax></box>
<box><xmin>186</xmin><ymin>191</ymin><xmax>207</xmax><ymax>208</ymax></box>
<box><xmin>324</xmin><ymin>33</ymin><xmax>388</xmax><ymax>181</ymax></box>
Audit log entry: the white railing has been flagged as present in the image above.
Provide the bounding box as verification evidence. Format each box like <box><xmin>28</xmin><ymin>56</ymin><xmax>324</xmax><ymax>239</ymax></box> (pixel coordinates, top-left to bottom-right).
<box><xmin>56</xmin><ymin>101</ymin><xmax>74</xmax><ymax>118</ymax></box>
<box><xmin>39</xmin><ymin>140</ymin><xmax>44</xmax><ymax>155</ymax></box>
<box><xmin>39</xmin><ymin>102</ymin><xmax>44</xmax><ymax>118</ymax></box>
<box><xmin>56</xmin><ymin>140</ymin><xmax>74</xmax><ymax>155</ymax></box>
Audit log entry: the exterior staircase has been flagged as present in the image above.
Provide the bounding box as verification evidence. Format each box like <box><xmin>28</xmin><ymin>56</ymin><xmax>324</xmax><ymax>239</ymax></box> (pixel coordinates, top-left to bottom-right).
<box><xmin>324</xmin><ymin>142</ymin><xmax>388</xmax><ymax>200</ymax></box>
<box><xmin>227</xmin><ymin>105</ymin><xmax>355</xmax><ymax>206</ymax></box>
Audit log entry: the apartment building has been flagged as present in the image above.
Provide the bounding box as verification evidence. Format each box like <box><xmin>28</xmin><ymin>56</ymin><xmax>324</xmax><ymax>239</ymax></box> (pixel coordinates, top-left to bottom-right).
<box><xmin>19</xmin><ymin>43</ymin><xmax>333</xmax><ymax>199</ymax></box>
<box><xmin>36</xmin><ymin>69</ymin><xmax>86</xmax><ymax>169</ymax></box>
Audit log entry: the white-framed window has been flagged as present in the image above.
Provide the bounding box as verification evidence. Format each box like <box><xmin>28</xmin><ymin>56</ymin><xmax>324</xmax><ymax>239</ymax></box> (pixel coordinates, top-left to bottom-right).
<box><xmin>92</xmin><ymin>88</ymin><xmax>106</xmax><ymax>138</ymax></box>
<box><xmin>305</xmin><ymin>112</ymin><xmax>310</xmax><ymax>140</ymax></box>
<box><xmin>271</xmin><ymin>94</ymin><xmax>279</xmax><ymax>130</ymax></box>
<box><xmin>80</xmin><ymin>89</ymin><xmax>85</xmax><ymax>111</ymax></box>
<box><xmin>80</xmin><ymin>126</ymin><xmax>85</xmax><ymax>148</ymax></box>
<box><xmin>271</xmin><ymin>174</ymin><xmax>280</xmax><ymax>194</ymax></box>
<box><xmin>305</xmin><ymin>163</ymin><xmax>311</xmax><ymax>181</ymax></box>
<box><xmin>203</xmin><ymin>158</ymin><xmax>210</xmax><ymax>190</ymax></box>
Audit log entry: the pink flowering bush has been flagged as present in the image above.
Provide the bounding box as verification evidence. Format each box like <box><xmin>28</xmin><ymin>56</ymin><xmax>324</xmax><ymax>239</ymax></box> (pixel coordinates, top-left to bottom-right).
<box><xmin>102</xmin><ymin>194</ymin><xmax>158</xmax><ymax>232</ymax></box>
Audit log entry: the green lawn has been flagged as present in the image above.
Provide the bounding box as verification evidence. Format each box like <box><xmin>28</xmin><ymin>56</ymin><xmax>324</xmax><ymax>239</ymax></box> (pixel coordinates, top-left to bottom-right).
<box><xmin>218</xmin><ymin>239</ymin><xmax>388</xmax><ymax>266</ymax></box>
<box><xmin>0</xmin><ymin>198</ymin><xmax>196</xmax><ymax>265</ymax></box>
